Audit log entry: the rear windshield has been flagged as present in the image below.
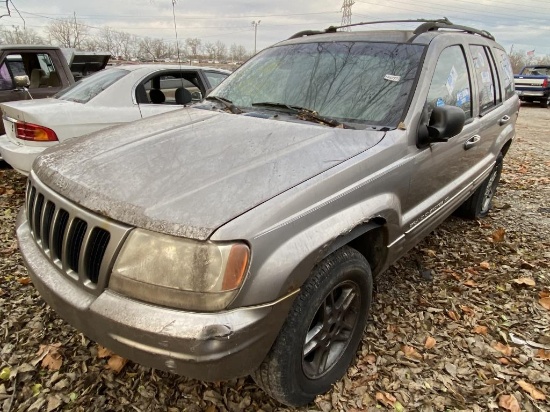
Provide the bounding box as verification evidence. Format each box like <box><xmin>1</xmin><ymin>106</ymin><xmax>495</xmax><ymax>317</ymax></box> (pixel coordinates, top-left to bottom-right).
<box><xmin>56</xmin><ymin>68</ymin><xmax>129</xmax><ymax>104</ymax></box>
<box><xmin>211</xmin><ymin>41</ymin><xmax>425</xmax><ymax>128</ymax></box>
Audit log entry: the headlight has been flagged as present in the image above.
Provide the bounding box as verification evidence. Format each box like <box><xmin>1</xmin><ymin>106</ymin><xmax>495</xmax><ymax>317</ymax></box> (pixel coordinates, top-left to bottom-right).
<box><xmin>109</xmin><ymin>229</ymin><xmax>250</xmax><ymax>311</ymax></box>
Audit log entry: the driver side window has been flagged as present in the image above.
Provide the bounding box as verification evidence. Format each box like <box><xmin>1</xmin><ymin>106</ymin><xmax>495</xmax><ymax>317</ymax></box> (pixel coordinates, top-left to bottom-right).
<box><xmin>427</xmin><ymin>45</ymin><xmax>472</xmax><ymax>120</ymax></box>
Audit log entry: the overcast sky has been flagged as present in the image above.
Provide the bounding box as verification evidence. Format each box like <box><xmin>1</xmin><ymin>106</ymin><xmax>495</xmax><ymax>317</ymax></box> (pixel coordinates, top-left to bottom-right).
<box><xmin>3</xmin><ymin>0</ymin><xmax>550</xmax><ymax>56</ymax></box>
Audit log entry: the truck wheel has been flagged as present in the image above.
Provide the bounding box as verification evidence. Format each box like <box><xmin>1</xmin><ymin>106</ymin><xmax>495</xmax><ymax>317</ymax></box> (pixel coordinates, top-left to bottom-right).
<box><xmin>540</xmin><ymin>96</ymin><xmax>549</xmax><ymax>108</ymax></box>
<box><xmin>455</xmin><ymin>154</ymin><xmax>503</xmax><ymax>219</ymax></box>
<box><xmin>252</xmin><ymin>246</ymin><xmax>372</xmax><ymax>406</ymax></box>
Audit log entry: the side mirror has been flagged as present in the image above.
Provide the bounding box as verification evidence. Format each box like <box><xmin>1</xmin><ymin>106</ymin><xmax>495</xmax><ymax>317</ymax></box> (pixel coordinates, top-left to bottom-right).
<box><xmin>14</xmin><ymin>75</ymin><xmax>30</xmax><ymax>88</ymax></box>
<box><xmin>417</xmin><ymin>105</ymin><xmax>465</xmax><ymax>148</ymax></box>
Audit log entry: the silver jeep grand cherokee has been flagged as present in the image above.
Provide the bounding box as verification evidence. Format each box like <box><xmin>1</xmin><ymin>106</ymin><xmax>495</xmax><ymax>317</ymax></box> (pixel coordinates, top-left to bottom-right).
<box><xmin>17</xmin><ymin>19</ymin><xmax>519</xmax><ymax>406</ymax></box>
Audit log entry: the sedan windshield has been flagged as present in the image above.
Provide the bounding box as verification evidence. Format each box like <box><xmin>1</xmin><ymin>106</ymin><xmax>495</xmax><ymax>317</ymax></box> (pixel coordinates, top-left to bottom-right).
<box><xmin>211</xmin><ymin>41</ymin><xmax>425</xmax><ymax>128</ymax></box>
<box><xmin>56</xmin><ymin>68</ymin><xmax>130</xmax><ymax>104</ymax></box>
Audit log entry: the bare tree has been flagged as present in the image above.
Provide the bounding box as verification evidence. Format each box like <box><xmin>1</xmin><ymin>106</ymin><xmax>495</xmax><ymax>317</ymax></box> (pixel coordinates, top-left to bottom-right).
<box><xmin>138</xmin><ymin>37</ymin><xmax>172</xmax><ymax>61</ymax></box>
<box><xmin>185</xmin><ymin>38</ymin><xmax>201</xmax><ymax>59</ymax></box>
<box><xmin>214</xmin><ymin>40</ymin><xmax>227</xmax><ymax>61</ymax></box>
<box><xmin>230</xmin><ymin>43</ymin><xmax>248</xmax><ymax>62</ymax></box>
<box><xmin>0</xmin><ymin>26</ymin><xmax>43</xmax><ymax>44</ymax></box>
<box><xmin>47</xmin><ymin>17</ymin><xmax>89</xmax><ymax>49</ymax></box>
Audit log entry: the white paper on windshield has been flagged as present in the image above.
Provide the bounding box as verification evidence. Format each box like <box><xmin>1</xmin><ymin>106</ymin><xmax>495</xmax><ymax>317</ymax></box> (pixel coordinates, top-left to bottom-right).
<box><xmin>446</xmin><ymin>66</ymin><xmax>458</xmax><ymax>96</ymax></box>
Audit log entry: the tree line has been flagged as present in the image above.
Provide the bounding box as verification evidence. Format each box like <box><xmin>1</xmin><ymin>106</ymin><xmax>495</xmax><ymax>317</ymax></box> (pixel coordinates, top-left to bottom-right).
<box><xmin>0</xmin><ymin>18</ymin><xmax>251</xmax><ymax>62</ymax></box>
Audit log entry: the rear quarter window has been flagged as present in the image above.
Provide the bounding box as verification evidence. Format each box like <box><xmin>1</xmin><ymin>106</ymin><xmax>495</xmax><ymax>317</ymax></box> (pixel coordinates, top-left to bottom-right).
<box><xmin>56</xmin><ymin>68</ymin><xmax>129</xmax><ymax>104</ymax></box>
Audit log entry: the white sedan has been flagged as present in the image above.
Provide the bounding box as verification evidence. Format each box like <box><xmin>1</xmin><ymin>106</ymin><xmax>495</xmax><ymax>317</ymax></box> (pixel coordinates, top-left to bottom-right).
<box><xmin>0</xmin><ymin>64</ymin><xmax>230</xmax><ymax>174</ymax></box>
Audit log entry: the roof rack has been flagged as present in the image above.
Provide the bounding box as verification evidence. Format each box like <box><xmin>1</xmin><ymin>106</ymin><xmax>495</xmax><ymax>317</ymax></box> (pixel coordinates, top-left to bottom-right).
<box><xmin>287</xmin><ymin>18</ymin><xmax>495</xmax><ymax>41</ymax></box>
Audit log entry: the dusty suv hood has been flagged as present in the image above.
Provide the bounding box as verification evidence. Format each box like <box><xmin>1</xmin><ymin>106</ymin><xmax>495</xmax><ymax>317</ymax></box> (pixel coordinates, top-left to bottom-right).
<box><xmin>34</xmin><ymin>108</ymin><xmax>383</xmax><ymax>240</ymax></box>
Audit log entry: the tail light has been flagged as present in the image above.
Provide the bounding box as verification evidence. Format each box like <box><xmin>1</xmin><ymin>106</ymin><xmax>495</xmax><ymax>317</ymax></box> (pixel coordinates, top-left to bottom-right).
<box><xmin>542</xmin><ymin>78</ymin><xmax>548</xmax><ymax>88</ymax></box>
<box><xmin>15</xmin><ymin>121</ymin><xmax>58</xmax><ymax>142</ymax></box>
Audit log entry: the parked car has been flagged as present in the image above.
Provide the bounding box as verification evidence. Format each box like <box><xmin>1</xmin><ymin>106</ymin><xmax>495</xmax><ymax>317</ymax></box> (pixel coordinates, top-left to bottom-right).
<box><xmin>514</xmin><ymin>65</ymin><xmax>550</xmax><ymax>108</ymax></box>
<box><xmin>17</xmin><ymin>19</ymin><xmax>518</xmax><ymax>406</ymax></box>
<box><xmin>0</xmin><ymin>64</ymin><xmax>230</xmax><ymax>174</ymax></box>
<box><xmin>0</xmin><ymin>45</ymin><xmax>110</xmax><ymax>136</ymax></box>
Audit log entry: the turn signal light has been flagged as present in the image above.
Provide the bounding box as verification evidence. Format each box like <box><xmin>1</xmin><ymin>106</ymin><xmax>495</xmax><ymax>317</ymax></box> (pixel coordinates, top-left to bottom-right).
<box><xmin>15</xmin><ymin>121</ymin><xmax>58</xmax><ymax>142</ymax></box>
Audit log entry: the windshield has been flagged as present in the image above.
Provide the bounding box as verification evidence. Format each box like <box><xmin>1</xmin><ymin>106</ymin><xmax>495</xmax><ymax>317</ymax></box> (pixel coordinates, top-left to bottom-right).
<box><xmin>56</xmin><ymin>68</ymin><xmax>129</xmax><ymax>104</ymax></box>
<box><xmin>211</xmin><ymin>41</ymin><xmax>425</xmax><ymax>127</ymax></box>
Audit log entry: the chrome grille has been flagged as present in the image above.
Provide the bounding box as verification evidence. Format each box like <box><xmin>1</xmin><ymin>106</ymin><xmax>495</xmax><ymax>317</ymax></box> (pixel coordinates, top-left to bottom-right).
<box><xmin>25</xmin><ymin>173</ymin><xmax>132</xmax><ymax>294</ymax></box>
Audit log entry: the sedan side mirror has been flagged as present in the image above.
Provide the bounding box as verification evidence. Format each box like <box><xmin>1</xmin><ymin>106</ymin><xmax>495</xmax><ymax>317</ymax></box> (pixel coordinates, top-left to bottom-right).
<box><xmin>14</xmin><ymin>75</ymin><xmax>30</xmax><ymax>88</ymax></box>
<box><xmin>417</xmin><ymin>105</ymin><xmax>465</xmax><ymax>148</ymax></box>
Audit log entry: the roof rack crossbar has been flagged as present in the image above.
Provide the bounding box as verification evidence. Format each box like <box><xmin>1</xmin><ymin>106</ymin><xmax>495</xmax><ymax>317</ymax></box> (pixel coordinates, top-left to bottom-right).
<box><xmin>287</xmin><ymin>18</ymin><xmax>494</xmax><ymax>41</ymax></box>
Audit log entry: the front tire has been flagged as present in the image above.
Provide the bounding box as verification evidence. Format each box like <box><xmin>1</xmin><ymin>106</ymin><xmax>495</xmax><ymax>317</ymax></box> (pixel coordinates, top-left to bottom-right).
<box><xmin>252</xmin><ymin>246</ymin><xmax>372</xmax><ymax>406</ymax></box>
<box><xmin>455</xmin><ymin>154</ymin><xmax>503</xmax><ymax>219</ymax></box>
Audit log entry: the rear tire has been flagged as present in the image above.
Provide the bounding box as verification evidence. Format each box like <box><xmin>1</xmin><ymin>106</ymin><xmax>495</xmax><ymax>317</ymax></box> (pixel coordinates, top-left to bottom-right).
<box><xmin>252</xmin><ymin>246</ymin><xmax>372</xmax><ymax>407</ymax></box>
<box><xmin>540</xmin><ymin>96</ymin><xmax>549</xmax><ymax>108</ymax></box>
<box><xmin>455</xmin><ymin>154</ymin><xmax>503</xmax><ymax>219</ymax></box>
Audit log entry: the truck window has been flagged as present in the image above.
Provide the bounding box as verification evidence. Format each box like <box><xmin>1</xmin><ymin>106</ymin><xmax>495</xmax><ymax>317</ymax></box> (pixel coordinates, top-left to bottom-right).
<box><xmin>470</xmin><ymin>45</ymin><xmax>499</xmax><ymax>113</ymax></box>
<box><xmin>426</xmin><ymin>45</ymin><xmax>472</xmax><ymax>119</ymax></box>
<box><xmin>0</xmin><ymin>62</ymin><xmax>13</xmax><ymax>90</ymax></box>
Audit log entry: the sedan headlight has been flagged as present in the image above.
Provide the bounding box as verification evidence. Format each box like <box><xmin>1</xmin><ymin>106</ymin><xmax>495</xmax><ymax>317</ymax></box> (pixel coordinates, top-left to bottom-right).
<box><xmin>109</xmin><ymin>229</ymin><xmax>250</xmax><ymax>311</ymax></box>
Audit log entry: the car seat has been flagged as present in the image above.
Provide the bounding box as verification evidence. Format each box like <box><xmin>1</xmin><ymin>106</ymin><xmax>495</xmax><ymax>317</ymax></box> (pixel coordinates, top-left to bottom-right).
<box><xmin>149</xmin><ymin>88</ymin><xmax>166</xmax><ymax>104</ymax></box>
<box><xmin>175</xmin><ymin>87</ymin><xmax>193</xmax><ymax>105</ymax></box>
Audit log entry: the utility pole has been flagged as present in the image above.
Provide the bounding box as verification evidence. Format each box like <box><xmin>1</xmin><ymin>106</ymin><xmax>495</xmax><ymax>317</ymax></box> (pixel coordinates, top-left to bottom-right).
<box><xmin>252</xmin><ymin>20</ymin><xmax>261</xmax><ymax>54</ymax></box>
<box><xmin>341</xmin><ymin>0</ymin><xmax>354</xmax><ymax>31</ymax></box>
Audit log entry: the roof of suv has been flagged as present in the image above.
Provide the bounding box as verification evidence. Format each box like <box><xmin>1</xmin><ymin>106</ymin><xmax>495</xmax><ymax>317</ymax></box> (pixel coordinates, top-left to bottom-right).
<box><xmin>279</xmin><ymin>18</ymin><xmax>495</xmax><ymax>47</ymax></box>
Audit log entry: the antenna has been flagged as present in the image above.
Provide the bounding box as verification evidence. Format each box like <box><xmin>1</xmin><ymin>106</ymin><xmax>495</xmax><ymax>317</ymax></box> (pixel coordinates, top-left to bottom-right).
<box><xmin>341</xmin><ymin>0</ymin><xmax>354</xmax><ymax>31</ymax></box>
<box><xmin>171</xmin><ymin>0</ymin><xmax>187</xmax><ymax>95</ymax></box>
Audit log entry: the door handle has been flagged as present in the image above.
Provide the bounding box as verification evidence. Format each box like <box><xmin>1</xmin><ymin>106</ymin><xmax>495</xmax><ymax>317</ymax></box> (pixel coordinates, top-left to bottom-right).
<box><xmin>464</xmin><ymin>135</ymin><xmax>481</xmax><ymax>150</ymax></box>
<box><xmin>499</xmin><ymin>115</ymin><xmax>511</xmax><ymax>126</ymax></box>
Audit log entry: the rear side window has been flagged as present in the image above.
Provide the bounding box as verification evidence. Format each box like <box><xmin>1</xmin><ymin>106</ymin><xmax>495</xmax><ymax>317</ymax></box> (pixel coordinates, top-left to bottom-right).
<box><xmin>56</xmin><ymin>68</ymin><xmax>129</xmax><ymax>104</ymax></box>
<box><xmin>427</xmin><ymin>45</ymin><xmax>472</xmax><ymax>119</ymax></box>
<box><xmin>470</xmin><ymin>45</ymin><xmax>499</xmax><ymax>113</ymax></box>
<box><xmin>493</xmin><ymin>48</ymin><xmax>515</xmax><ymax>100</ymax></box>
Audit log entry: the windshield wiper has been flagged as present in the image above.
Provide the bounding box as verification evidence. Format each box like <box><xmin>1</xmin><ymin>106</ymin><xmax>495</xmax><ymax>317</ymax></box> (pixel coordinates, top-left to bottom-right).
<box><xmin>251</xmin><ymin>102</ymin><xmax>350</xmax><ymax>128</ymax></box>
<box><xmin>206</xmin><ymin>96</ymin><xmax>243</xmax><ymax>114</ymax></box>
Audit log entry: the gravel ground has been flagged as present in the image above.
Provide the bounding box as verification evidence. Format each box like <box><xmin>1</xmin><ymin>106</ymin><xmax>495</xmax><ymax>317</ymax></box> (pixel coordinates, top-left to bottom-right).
<box><xmin>1</xmin><ymin>106</ymin><xmax>549</xmax><ymax>412</ymax></box>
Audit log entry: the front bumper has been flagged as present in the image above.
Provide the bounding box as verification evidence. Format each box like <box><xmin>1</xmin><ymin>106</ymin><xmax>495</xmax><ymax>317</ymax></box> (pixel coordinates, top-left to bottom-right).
<box><xmin>0</xmin><ymin>134</ymin><xmax>45</xmax><ymax>176</ymax></box>
<box><xmin>17</xmin><ymin>212</ymin><xmax>297</xmax><ymax>380</ymax></box>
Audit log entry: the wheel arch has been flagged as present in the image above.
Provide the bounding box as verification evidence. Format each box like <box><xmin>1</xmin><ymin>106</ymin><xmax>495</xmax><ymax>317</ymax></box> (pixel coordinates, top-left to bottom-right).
<box><xmin>321</xmin><ymin>217</ymin><xmax>388</xmax><ymax>278</ymax></box>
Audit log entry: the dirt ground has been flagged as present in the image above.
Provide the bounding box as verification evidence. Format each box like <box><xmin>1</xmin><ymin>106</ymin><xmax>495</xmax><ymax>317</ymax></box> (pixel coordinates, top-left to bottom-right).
<box><xmin>0</xmin><ymin>105</ymin><xmax>549</xmax><ymax>412</ymax></box>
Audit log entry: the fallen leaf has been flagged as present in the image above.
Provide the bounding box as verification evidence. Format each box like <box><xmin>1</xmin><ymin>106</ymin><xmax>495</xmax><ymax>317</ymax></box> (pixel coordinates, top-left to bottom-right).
<box><xmin>460</xmin><ymin>305</ymin><xmax>475</xmax><ymax>316</ymax></box>
<box><xmin>498</xmin><ymin>357</ymin><xmax>510</xmax><ymax>365</ymax></box>
<box><xmin>493</xmin><ymin>342</ymin><xmax>512</xmax><ymax>357</ymax></box>
<box><xmin>539</xmin><ymin>297</ymin><xmax>550</xmax><ymax>310</ymax></box>
<box><xmin>365</xmin><ymin>354</ymin><xmax>376</xmax><ymax>364</ymax></box>
<box><xmin>0</xmin><ymin>367</ymin><xmax>10</xmax><ymax>380</ymax></box>
<box><xmin>425</xmin><ymin>336</ymin><xmax>436</xmax><ymax>350</ymax></box>
<box><xmin>375</xmin><ymin>392</ymin><xmax>397</xmax><ymax>408</ymax></box>
<box><xmin>402</xmin><ymin>345</ymin><xmax>423</xmax><ymax>360</ymax></box>
<box><xmin>536</xmin><ymin>349</ymin><xmax>550</xmax><ymax>360</ymax></box>
<box><xmin>463</xmin><ymin>279</ymin><xmax>478</xmax><ymax>287</ymax></box>
<box><xmin>97</xmin><ymin>345</ymin><xmax>114</xmax><ymax>359</ymax></box>
<box><xmin>513</xmin><ymin>277</ymin><xmax>536</xmax><ymax>287</ymax></box>
<box><xmin>479</xmin><ymin>261</ymin><xmax>491</xmax><ymax>270</ymax></box>
<box><xmin>448</xmin><ymin>310</ymin><xmax>460</xmax><ymax>321</ymax></box>
<box><xmin>17</xmin><ymin>277</ymin><xmax>32</xmax><ymax>285</ymax></box>
<box><xmin>499</xmin><ymin>394</ymin><xmax>520</xmax><ymax>412</ymax></box>
<box><xmin>540</xmin><ymin>291</ymin><xmax>550</xmax><ymax>299</ymax></box>
<box><xmin>35</xmin><ymin>343</ymin><xmax>63</xmax><ymax>371</ymax></box>
<box><xmin>106</xmin><ymin>355</ymin><xmax>128</xmax><ymax>374</ymax></box>
<box><xmin>492</xmin><ymin>228</ymin><xmax>506</xmax><ymax>243</ymax></box>
<box><xmin>31</xmin><ymin>383</ymin><xmax>42</xmax><ymax>395</ymax></box>
<box><xmin>46</xmin><ymin>395</ymin><xmax>62</xmax><ymax>412</ymax></box>
<box><xmin>517</xmin><ymin>380</ymin><xmax>546</xmax><ymax>400</ymax></box>
<box><xmin>473</xmin><ymin>325</ymin><xmax>488</xmax><ymax>335</ymax></box>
